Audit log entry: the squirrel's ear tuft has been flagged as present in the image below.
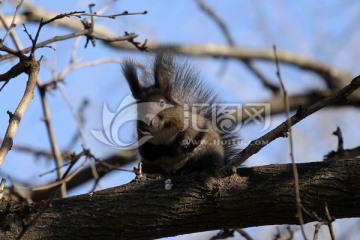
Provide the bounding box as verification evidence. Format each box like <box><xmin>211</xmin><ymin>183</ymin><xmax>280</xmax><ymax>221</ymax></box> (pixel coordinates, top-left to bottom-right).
<box><xmin>154</xmin><ymin>51</ymin><xmax>173</xmax><ymax>97</ymax></box>
<box><xmin>122</xmin><ymin>59</ymin><xmax>142</xmax><ymax>99</ymax></box>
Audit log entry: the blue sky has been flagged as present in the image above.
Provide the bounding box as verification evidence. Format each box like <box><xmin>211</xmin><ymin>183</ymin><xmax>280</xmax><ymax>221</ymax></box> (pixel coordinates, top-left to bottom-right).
<box><xmin>1</xmin><ymin>1</ymin><xmax>360</xmax><ymax>239</ymax></box>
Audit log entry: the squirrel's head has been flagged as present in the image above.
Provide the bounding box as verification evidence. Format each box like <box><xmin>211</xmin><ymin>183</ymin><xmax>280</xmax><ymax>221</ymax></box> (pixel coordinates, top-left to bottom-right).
<box><xmin>122</xmin><ymin>52</ymin><xmax>186</xmax><ymax>139</ymax></box>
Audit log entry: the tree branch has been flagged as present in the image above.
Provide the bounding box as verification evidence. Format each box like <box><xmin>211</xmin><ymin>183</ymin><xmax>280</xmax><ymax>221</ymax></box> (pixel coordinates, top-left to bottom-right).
<box><xmin>229</xmin><ymin>75</ymin><xmax>360</xmax><ymax>169</ymax></box>
<box><xmin>38</xmin><ymin>83</ymin><xmax>66</xmax><ymax>197</ymax></box>
<box><xmin>30</xmin><ymin>150</ymin><xmax>137</xmax><ymax>202</ymax></box>
<box><xmin>1</xmin><ymin>159</ymin><xmax>359</xmax><ymax>239</ymax></box>
<box><xmin>12</xmin><ymin>1</ymin><xmax>353</xmax><ymax>90</ymax></box>
<box><xmin>0</xmin><ymin>58</ymin><xmax>40</xmax><ymax>169</ymax></box>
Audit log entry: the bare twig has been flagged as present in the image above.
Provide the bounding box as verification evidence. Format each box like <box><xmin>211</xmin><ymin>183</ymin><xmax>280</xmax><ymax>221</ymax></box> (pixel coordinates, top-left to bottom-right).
<box><xmin>0</xmin><ymin>31</ymin><xmax>138</xmax><ymax>62</ymax></box>
<box><xmin>313</xmin><ymin>222</ymin><xmax>324</xmax><ymax>240</ymax></box>
<box><xmin>2</xmin><ymin>0</ymin><xmax>24</xmax><ymax>43</ymax></box>
<box><xmin>273</xmin><ymin>45</ymin><xmax>307</xmax><ymax>240</ymax></box>
<box><xmin>43</xmin><ymin>11</ymin><xmax>83</xmax><ymax>23</ymax></box>
<box><xmin>0</xmin><ymin>41</ymin><xmax>25</xmax><ymax>59</ymax></box>
<box><xmin>8</xmin><ymin>142</ymin><xmax>52</xmax><ymax>158</ymax></box>
<box><xmin>84</xmin><ymin>4</ymin><xmax>96</xmax><ymax>48</ymax></box>
<box><xmin>196</xmin><ymin>0</ymin><xmax>279</xmax><ymax>93</ymax></box>
<box><xmin>236</xmin><ymin>229</ymin><xmax>254</xmax><ymax>240</ymax></box>
<box><xmin>37</xmin><ymin>80</ymin><xmax>66</xmax><ymax>198</ymax></box>
<box><xmin>69</xmin><ymin>36</ymin><xmax>82</xmax><ymax>65</ymax></box>
<box><xmin>79</xmin><ymin>10</ymin><xmax>148</xmax><ymax>19</ymax></box>
<box><xmin>0</xmin><ymin>178</ymin><xmax>6</xmax><ymax>199</ymax></box>
<box><xmin>196</xmin><ymin>0</ymin><xmax>234</xmax><ymax>45</ymax></box>
<box><xmin>324</xmin><ymin>203</ymin><xmax>336</xmax><ymax>240</ymax></box>
<box><xmin>229</xmin><ymin>75</ymin><xmax>360</xmax><ymax>169</ymax></box>
<box><xmin>21</xmin><ymin>150</ymin><xmax>92</xmax><ymax>191</ymax></box>
<box><xmin>0</xmin><ymin>13</ymin><xmax>23</xmax><ymax>50</ymax></box>
<box><xmin>96</xmin><ymin>1</ymin><xmax>118</xmax><ymax>16</ymax></box>
<box><xmin>210</xmin><ymin>229</ymin><xmax>234</xmax><ymax>240</ymax></box>
<box><xmin>307</xmin><ymin>202</ymin><xmax>336</xmax><ymax>240</ymax></box>
<box><xmin>243</xmin><ymin>60</ymin><xmax>280</xmax><ymax>93</ymax></box>
<box><xmin>124</xmin><ymin>31</ymin><xmax>147</xmax><ymax>51</ymax></box>
<box><xmin>45</xmin><ymin>57</ymin><xmax>129</xmax><ymax>88</ymax></box>
<box><xmin>28</xmin><ymin>11</ymin><xmax>84</xmax><ymax>56</ymax></box>
<box><xmin>332</xmin><ymin>127</ymin><xmax>344</xmax><ymax>153</ymax></box>
<box><xmin>324</xmin><ymin>127</ymin><xmax>360</xmax><ymax>161</ymax></box>
<box><xmin>30</xmin><ymin>150</ymin><xmax>136</xmax><ymax>202</ymax></box>
<box><xmin>63</xmin><ymin>99</ymin><xmax>89</xmax><ymax>150</ymax></box>
<box><xmin>57</xmin><ymin>85</ymin><xmax>99</xmax><ymax>182</ymax></box>
<box><xmin>16</xmin><ymin>1</ymin><xmax>352</xmax><ymax>90</ymax></box>
<box><xmin>57</xmin><ymin>88</ymin><xmax>88</xmax><ymax>148</ymax></box>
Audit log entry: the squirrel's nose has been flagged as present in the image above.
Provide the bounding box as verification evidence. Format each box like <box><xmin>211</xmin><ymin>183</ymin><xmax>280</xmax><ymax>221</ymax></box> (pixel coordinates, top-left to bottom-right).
<box><xmin>144</xmin><ymin>114</ymin><xmax>155</xmax><ymax>126</ymax></box>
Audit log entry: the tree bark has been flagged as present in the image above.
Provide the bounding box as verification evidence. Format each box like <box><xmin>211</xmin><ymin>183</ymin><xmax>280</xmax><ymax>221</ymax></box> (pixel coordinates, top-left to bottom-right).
<box><xmin>1</xmin><ymin>159</ymin><xmax>359</xmax><ymax>240</ymax></box>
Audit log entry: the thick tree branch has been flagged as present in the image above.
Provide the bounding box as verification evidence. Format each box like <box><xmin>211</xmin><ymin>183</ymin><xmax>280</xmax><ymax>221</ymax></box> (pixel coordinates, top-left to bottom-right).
<box><xmin>1</xmin><ymin>159</ymin><xmax>359</xmax><ymax>239</ymax></box>
<box><xmin>0</xmin><ymin>58</ymin><xmax>40</xmax><ymax>168</ymax></box>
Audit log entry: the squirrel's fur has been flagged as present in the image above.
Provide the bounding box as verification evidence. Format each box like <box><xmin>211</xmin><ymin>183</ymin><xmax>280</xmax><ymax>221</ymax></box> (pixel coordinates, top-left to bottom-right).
<box><xmin>122</xmin><ymin>51</ymin><xmax>240</xmax><ymax>174</ymax></box>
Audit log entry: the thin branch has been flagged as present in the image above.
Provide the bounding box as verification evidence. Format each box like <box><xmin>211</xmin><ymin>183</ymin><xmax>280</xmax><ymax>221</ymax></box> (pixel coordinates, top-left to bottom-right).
<box><xmin>28</xmin><ymin>11</ymin><xmax>84</xmax><ymax>56</ymax></box>
<box><xmin>96</xmin><ymin>0</ymin><xmax>118</xmax><ymax>16</ymax></box>
<box><xmin>57</xmin><ymin>85</ymin><xmax>99</xmax><ymax>182</ymax></box>
<box><xmin>196</xmin><ymin>0</ymin><xmax>279</xmax><ymax>93</ymax></box>
<box><xmin>273</xmin><ymin>45</ymin><xmax>307</xmax><ymax>240</ymax></box>
<box><xmin>63</xmin><ymin>99</ymin><xmax>89</xmax><ymax>150</ymax></box>
<box><xmin>30</xmin><ymin>150</ymin><xmax>136</xmax><ymax>202</ymax></box>
<box><xmin>124</xmin><ymin>31</ymin><xmax>147</xmax><ymax>51</ymax></box>
<box><xmin>84</xmin><ymin>5</ymin><xmax>96</xmax><ymax>48</ymax></box>
<box><xmin>228</xmin><ymin>75</ymin><xmax>360</xmax><ymax>170</ymax></box>
<box><xmin>313</xmin><ymin>222</ymin><xmax>324</xmax><ymax>240</ymax></box>
<box><xmin>0</xmin><ymin>41</ymin><xmax>25</xmax><ymax>59</ymax></box>
<box><xmin>0</xmin><ymin>31</ymin><xmax>138</xmax><ymax>62</ymax></box>
<box><xmin>333</xmin><ymin>127</ymin><xmax>344</xmax><ymax>153</ymax></box>
<box><xmin>236</xmin><ymin>229</ymin><xmax>254</xmax><ymax>240</ymax></box>
<box><xmin>79</xmin><ymin>10</ymin><xmax>148</xmax><ymax>19</ymax></box>
<box><xmin>45</xmin><ymin>57</ymin><xmax>129</xmax><ymax>87</ymax></box>
<box><xmin>196</xmin><ymin>0</ymin><xmax>234</xmax><ymax>45</ymax></box>
<box><xmin>0</xmin><ymin>13</ymin><xmax>23</xmax><ymax>50</ymax></box>
<box><xmin>0</xmin><ymin>178</ymin><xmax>6</xmax><ymax>199</ymax></box>
<box><xmin>69</xmin><ymin>36</ymin><xmax>82</xmax><ymax>65</ymax></box>
<box><xmin>243</xmin><ymin>60</ymin><xmax>280</xmax><ymax>93</ymax></box>
<box><xmin>37</xmin><ymin>80</ymin><xmax>66</xmax><ymax>197</ymax></box>
<box><xmin>324</xmin><ymin>127</ymin><xmax>360</xmax><ymax>161</ymax></box>
<box><xmin>324</xmin><ymin>203</ymin><xmax>336</xmax><ymax>240</ymax></box>
<box><xmin>7</xmin><ymin>142</ymin><xmax>52</xmax><ymax>158</ymax></box>
<box><xmin>21</xmin><ymin>152</ymin><xmax>90</xmax><ymax>192</ymax></box>
<box><xmin>210</xmin><ymin>229</ymin><xmax>234</xmax><ymax>240</ymax></box>
<box><xmin>2</xmin><ymin>0</ymin><xmax>24</xmax><ymax>43</ymax></box>
<box><xmin>17</xmin><ymin>2</ymin><xmax>352</xmax><ymax>90</ymax></box>
<box><xmin>34</xmin><ymin>149</ymin><xmax>100</xmax><ymax>193</ymax></box>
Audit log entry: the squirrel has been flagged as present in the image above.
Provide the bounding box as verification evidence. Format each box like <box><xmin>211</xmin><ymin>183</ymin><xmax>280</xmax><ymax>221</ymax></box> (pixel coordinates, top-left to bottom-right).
<box><xmin>122</xmin><ymin>51</ymin><xmax>240</xmax><ymax>175</ymax></box>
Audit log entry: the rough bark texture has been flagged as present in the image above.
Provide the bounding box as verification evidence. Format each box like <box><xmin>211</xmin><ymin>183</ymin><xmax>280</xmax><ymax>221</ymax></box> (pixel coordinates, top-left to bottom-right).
<box><xmin>1</xmin><ymin>159</ymin><xmax>359</xmax><ymax>239</ymax></box>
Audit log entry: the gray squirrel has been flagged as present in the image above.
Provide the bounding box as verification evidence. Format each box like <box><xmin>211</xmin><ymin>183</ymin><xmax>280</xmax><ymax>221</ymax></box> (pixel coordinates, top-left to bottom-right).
<box><xmin>122</xmin><ymin>51</ymin><xmax>239</xmax><ymax>175</ymax></box>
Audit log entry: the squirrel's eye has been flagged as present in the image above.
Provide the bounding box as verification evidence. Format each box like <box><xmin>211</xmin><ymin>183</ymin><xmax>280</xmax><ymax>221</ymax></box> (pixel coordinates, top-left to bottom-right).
<box><xmin>159</xmin><ymin>99</ymin><xmax>166</xmax><ymax>108</ymax></box>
